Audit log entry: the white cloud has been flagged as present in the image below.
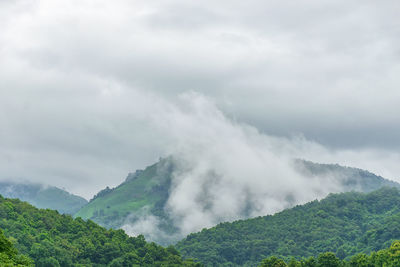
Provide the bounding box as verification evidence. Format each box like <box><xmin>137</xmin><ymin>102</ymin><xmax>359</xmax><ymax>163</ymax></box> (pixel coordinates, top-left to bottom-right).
<box><xmin>123</xmin><ymin>93</ymin><xmax>400</xmax><ymax>243</ymax></box>
<box><xmin>0</xmin><ymin>0</ymin><xmax>400</xmax><ymax>200</ymax></box>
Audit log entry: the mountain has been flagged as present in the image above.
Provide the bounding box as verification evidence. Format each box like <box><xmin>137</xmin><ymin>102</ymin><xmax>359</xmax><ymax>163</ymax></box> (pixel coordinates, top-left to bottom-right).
<box><xmin>75</xmin><ymin>158</ymin><xmax>173</xmax><ymax>231</ymax></box>
<box><xmin>74</xmin><ymin>158</ymin><xmax>400</xmax><ymax>245</ymax></box>
<box><xmin>0</xmin><ymin>181</ymin><xmax>87</xmax><ymax>214</ymax></box>
<box><xmin>294</xmin><ymin>160</ymin><xmax>400</xmax><ymax>192</ymax></box>
<box><xmin>0</xmin><ymin>195</ymin><xmax>200</xmax><ymax>266</ymax></box>
<box><xmin>176</xmin><ymin>187</ymin><xmax>400</xmax><ymax>266</ymax></box>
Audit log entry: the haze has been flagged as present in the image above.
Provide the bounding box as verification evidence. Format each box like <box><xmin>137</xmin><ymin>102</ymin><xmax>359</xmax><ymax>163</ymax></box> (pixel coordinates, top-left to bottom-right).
<box><xmin>1</xmin><ymin>0</ymin><xmax>400</xmax><ymax>199</ymax></box>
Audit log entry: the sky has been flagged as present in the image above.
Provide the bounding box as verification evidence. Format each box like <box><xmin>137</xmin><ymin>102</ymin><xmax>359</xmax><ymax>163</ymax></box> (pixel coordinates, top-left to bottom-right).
<box><xmin>1</xmin><ymin>0</ymin><xmax>400</xmax><ymax>199</ymax></box>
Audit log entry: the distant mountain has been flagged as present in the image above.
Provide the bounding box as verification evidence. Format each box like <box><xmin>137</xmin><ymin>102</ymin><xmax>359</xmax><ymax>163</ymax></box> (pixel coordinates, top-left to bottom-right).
<box><xmin>74</xmin><ymin>158</ymin><xmax>400</xmax><ymax>245</ymax></box>
<box><xmin>0</xmin><ymin>181</ymin><xmax>87</xmax><ymax>214</ymax></box>
<box><xmin>176</xmin><ymin>187</ymin><xmax>400</xmax><ymax>266</ymax></box>
<box><xmin>294</xmin><ymin>159</ymin><xmax>400</xmax><ymax>192</ymax></box>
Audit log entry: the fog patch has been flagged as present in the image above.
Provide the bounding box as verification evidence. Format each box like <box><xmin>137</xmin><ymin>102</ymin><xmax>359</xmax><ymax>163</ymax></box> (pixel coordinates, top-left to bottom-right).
<box><xmin>120</xmin><ymin>93</ymin><xmax>355</xmax><ymax>243</ymax></box>
<box><xmin>122</xmin><ymin>206</ymin><xmax>182</xmax><ymax>244</ymax></box>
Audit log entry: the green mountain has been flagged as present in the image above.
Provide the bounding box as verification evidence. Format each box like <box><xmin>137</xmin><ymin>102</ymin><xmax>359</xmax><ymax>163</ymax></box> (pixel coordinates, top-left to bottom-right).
<box><xmin>176</xmin><ymin>187</ymin><xmax>400</xmax><ymax>266</ymax></box>
<box><xmin>0</xmin><ymin>195</ymin><xmax>200</xmax><ymax>266</ymax></box>
<box><xmin>75</xmin><ymin>158</ymin><xmax>173</xmax><ymax>230</ymax></box>
<box><xmin>0</xmin><ymin>181</ymin><xmax>87</xmax><ymax>214</ymax></box>
<box><xmin>75</xmin><ymin>158</ymin><xmax>400</xmax><ymax>245</ymax></box>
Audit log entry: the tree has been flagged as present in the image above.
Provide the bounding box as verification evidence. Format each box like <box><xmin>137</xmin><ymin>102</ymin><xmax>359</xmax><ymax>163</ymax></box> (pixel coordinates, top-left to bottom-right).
<box><xmin>317</xmin><ymin>252</ymin><xmax>341</xmax><ymax>267</ymax></box>
<box><xmin>0</xmin><ymin>229</ymin><xmax>33</xmax><ymax>266</ymax></box>
<box><xmin>288</xmin><ymin>258</ymin><xmax>300</xmax><ymax>267</ymax></box>
<box><xmin>301</xmin><ymin>257</ymin><xmax>317</xmax><ymax>267</ymax></box>
<box><xmin>349</xmin><ymin>253</ymin><xmax>369</xmax><ymax>267</ymax></box>
<box><xmin>259</xmin><ymin>256</ymin><xmax>288</xmax><ymax>267</ymax></box>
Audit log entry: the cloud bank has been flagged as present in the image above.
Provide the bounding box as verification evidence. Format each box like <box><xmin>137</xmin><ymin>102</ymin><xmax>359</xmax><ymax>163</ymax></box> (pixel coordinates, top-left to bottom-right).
<box><xmin>121</xmin><ymin>93</ymin><xmax>400</xmax><ymax>243</ymax></box>
<box><xmin>1</xmin><ymin>0</ymin><xmax>400</xmax><ymax>200</ymax></box>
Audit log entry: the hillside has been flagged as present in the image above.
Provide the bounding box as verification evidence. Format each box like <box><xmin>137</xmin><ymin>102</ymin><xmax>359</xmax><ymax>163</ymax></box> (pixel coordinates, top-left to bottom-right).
<box><xmin>75</xmin><ymin>158</ymin><xmax>400</xmax><ymax>245</ymax></box>
<box><xmin>176</xmin><ymin>187</ymin><xmax>400</xmax><ymax>266</ymax></box>
<box><xmin>0</xmin><ymin>181</ymin><xmax>87</xmax><ymax>214</ymax></box>
<box><xmin>294</xmin><ymin>160</ymin><xmax>400</xmax><ymax>192</ymax></box>
<box><xmin>0</xmin><ymin>195</ymin><xmax>200</xmax><ymax>266</ymax></box>
<box><xmin>75</xmin><ymin>158</ymin><xmax>173</xmax><ymax>230</ymax></box>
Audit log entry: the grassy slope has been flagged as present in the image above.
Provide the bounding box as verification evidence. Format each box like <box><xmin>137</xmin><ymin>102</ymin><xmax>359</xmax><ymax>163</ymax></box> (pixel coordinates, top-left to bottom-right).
<box><xmin>76</xmin><ymin>159</ymin><xmax>400</xmax><ymax>230</ymax></box>
<box><xmin>176</xmin><ymin>187</ymin><xmax>400</xmax><ymax>266</ymax></box>
<box><xmin>75</xmin><ymin>159</ymin><xmax>172</xmax><ymax>228</ymax></box>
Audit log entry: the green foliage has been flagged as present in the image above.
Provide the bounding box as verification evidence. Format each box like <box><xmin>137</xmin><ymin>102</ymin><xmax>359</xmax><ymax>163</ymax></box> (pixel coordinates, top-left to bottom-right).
<box><xmin>75</xmin><ymin>159</ymin><xmax>173</xmax><ymax>230</ymax></box>
<box><xmin>259</xmin><ymin>241</ymin><xmax>400</xmax><ymax>267</ymax></box>
<box><xmin>0</xmin><ymin>195</ymin><xmax>200</xmax><ymax>266</ymax></box>
<box><xmin>0</xmin><ymin>229</ymin><xmax>33</xmax><ymax>266</ymax></box>
<box><xmin>316</xmin><ymin>252</ymin><xmax>341</xmax><ymax>267</ymax></box>
<box><xmin>259</xmin><ymin>256</ymin><xmax>287</xmax><ymax>267</ymax></box>
<box><xmin>75</xmin><ymin>158</ymin><xmax>180</xmax><ymax>245</ymax></box>
<box><xmin>177</xmin><ymin>187</ymin><xmax>400</xmax><ymax>266</ymax></box>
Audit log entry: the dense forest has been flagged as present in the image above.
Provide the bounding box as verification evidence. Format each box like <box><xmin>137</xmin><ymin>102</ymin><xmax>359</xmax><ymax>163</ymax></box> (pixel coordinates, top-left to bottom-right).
<box><xmin>177</xmin><ymin>187</ymin><xmax>400</xmax><ymax>266</ymax></box>
<box><xmin>259</xmin><ymin>240</ymin><xmax>400</xmax><ymax>266</ymax></box>
<box><xmin>0</xmin><ymin>195</ymin><xmax>200</xmax><ymax>266</ymax></box>
<box><xmin>1</xmin><ymin>187</ymin><xmax>400</xmax><ymax>266</ymax></box>
<box><xmin>259</xmin><ymin>241</ymin><xmax>400</xmax><ymax>267</ymax></box>
<box><xmin>0</xmin><ymin>228</ymin><xmax>32</xmax><ymax>266</ymax></box>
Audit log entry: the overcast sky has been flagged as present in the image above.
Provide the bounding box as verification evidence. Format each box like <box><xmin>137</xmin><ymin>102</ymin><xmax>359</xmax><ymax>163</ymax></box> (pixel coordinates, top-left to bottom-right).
<box><xmin>1</xmin><ymin>0</ymin><xmax>400</xmax><ymax>199</ymax></box>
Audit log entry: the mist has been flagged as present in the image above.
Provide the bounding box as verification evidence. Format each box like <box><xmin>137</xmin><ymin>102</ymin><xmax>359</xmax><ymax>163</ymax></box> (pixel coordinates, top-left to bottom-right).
<box><xmin>2</xmin><ymin>0</ymin><xmax>400</xmax><ymax>199</ymax></box>
<box><xmin>121</xmin><ymin>92</ymin><xmax>393</xmax><ymax>243</ymax></box>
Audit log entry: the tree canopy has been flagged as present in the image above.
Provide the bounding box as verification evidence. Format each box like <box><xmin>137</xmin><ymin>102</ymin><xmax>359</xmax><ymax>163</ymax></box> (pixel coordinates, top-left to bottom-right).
<box><xmin>259</xmin><ymin>240</ymin><xmax>400</xmax><ymax>267</ymax></box>
<box><xmin>0</xmin><ymin>195</ymin><xmax>200</xmax><ymax>266</ymax></box>
<box><xmin>177</xmin><ymin>187</ymin><xmax>400</xmax><ymax>266</ymax></box>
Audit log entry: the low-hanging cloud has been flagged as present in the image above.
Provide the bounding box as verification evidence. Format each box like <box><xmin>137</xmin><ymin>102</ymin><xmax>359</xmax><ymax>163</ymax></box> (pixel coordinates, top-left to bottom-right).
<box><xmin>1</xmin><ymin>0</ymin><xmax>400</xmax><ymax>207</ymax></box>
<box><xmin>121</xmin><ymin>92</ymin><xmax>400</xmax><ymax>243</ymax></box>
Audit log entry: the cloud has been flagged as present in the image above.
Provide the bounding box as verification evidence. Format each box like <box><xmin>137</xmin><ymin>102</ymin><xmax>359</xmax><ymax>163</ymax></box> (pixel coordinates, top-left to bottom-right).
<box><xmin>120</xmin><ymin>93</ymin><xmax>400</xmax><ymax>243</ymax></box>
<box><xmin>0</xmin><ymin>0</ymin><xmax>400</xmax><ymax>200</ymax></box>
<box><xmin>122</xmin><ymin>207</ymin><xmax>183</xmax><ymax>244</ymax></box>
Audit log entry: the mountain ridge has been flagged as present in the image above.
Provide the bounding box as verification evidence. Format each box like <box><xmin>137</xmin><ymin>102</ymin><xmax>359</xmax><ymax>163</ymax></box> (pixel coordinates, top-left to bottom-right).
<box><xmin>0</xmin><ymin>181</ymin><xmax>88</xmax><ymax>215</ymax></box>
<box><xmin>74</xmin><ymin>158</ymin><xmax>400</xmax><ymax>245</ymax></box>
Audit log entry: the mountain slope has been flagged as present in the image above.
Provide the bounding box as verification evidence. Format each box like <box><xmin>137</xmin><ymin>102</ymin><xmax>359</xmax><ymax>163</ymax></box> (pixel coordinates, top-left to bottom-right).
<box><xmin>0</xmin><ymin>195</ymin><xmax>200</xmax><ymax>266</ymax></box>
<box><xmin>294</xmin><ymin>160</ymin><xmax>400</xmax><ymax>192</ymax></box>
<box><xmin>0</xmin><ymin>181</ymin><xmax>87</xmax><ymax>214</ymax></box>
<box><xmin>75</xmin><ymin>158</ymin><xmax>400</xmax><ymax>245</ymax></box>
<box><xmin>176</xmin><ymin>187</ymin><xmax>400</xmax><ymax>266</ymax></box>
<box><xmin>75</xmin><ymin>158</ymin><xmax>173</xmax><ymax>229</ymax></box>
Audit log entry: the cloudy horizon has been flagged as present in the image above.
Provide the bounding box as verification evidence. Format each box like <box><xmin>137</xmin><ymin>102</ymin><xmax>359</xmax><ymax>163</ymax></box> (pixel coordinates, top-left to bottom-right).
<box><xmin>1</xmin><ymin>0</ymin><xmax>400</xmax><ymax>199</ymax></box>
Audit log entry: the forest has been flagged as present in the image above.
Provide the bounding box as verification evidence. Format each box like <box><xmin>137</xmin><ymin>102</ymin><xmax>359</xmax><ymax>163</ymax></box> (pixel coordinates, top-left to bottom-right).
<box><xmin>259</xmin><ymin>240</ymin><xmax>400</xmax><ymax>266</ymax></box>
<box><xmin>0</xmin><ymin>195</ymin><xmax>200</xmax><ymax>266</ymax></box>
<box><xmin>177</xmin><ymin>187</ymin><xmax>400</xmax><ymax>266</ymax></box>
<box><xmin>2</xmin><ymin>187</ymin><xmax>400</xmax><ymax>266</ymax></box>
